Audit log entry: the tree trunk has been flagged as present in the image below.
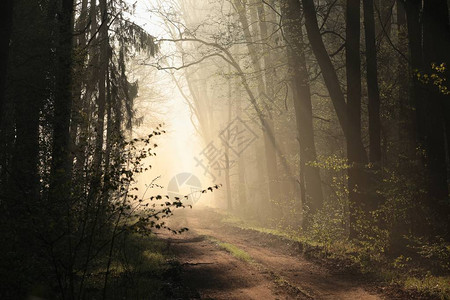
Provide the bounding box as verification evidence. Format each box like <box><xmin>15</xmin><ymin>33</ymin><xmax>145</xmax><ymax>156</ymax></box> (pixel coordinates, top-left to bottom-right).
<box><xmin>363</xmin><ymin>0</ymin><xmax>382</xmax><ymax>164</ymax></box>
<box><xmin>90</xmin><ymin>0</ymin><xmax>108</xmax><ymax>194</ymax></box>
<box><xmin>396</xmin><ymin>0</ymin><xmax>415</xmax><ymax>158</ymax></box>
<box><xmin>302</xmin><ymin>0</ymin><xmax>369</xmax><ymax>236</ymax></box>
<box><xmin>301</xmin><ymin>0</ymin><xmax>366</xmax><ymax>159</ymax></box>
<box><xmin>281</xmin><ymin>0</ymin><xmax>324</xmax><ymax>229</ymax></box>
<box><xmin>10</xmin><ymin>0</ymin><xmax>47</xmax><ymax>205</ymax></box>
<box><xmin>233</xmin><ymin>0</ymin><xmax>279</xmax><ymax>208</ymax></box>
<box><xmin>236</xmin><ymin>96</ymin><xmax>248</xmax><ymax>206</ymax></box>
<box><xmin>0</xmin><ymin>0</ymin><xmax>14</xmax><ymax>130</ymax></box>
<box><xmin>50</xmin><ymin>0</ymin><xmax>75</xmax><ymax>202</ymax></box>
<box><xmin>346</xmin><ymin>0</ymin><xmax>366</xmax><ymax>238</ymax></box>
<box><xmin>421</xmin><ymin>0</ymin><xmax>450</xmax><ymax>236</ymax></box>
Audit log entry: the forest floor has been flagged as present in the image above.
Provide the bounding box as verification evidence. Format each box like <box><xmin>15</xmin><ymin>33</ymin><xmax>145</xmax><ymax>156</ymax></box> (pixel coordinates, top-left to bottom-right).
<box><xmin>154</xmin><ymin>207</ymin><xmax>431</xmax><ymax>300</ymax></box>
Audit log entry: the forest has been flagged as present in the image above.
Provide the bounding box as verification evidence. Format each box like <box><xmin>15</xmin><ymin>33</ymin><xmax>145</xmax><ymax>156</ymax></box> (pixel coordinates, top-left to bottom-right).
<box><xmin>1</xmin><ymin>0</ymin><xmax>450</xmax><ymax>299</ymax></box>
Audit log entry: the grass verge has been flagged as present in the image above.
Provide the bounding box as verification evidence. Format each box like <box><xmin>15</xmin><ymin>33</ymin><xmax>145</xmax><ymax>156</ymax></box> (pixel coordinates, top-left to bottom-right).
<box><xmin>204</xmin><ymin>235</ymin><xmax>253</xmax><ymax>263</ymax></box>
<box><xmin>216</xmin><ymin>209</ymin><xmax>450</xmax><ymax>300</ymax></box>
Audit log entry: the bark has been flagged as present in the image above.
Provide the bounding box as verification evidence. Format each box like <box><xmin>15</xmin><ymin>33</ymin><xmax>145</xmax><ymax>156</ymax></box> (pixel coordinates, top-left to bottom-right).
<box><xmin>10</xmin><ymin>0</ymin><xmax>47</xmax><ymax>205</ymax></box>
<box><xmin>422</xmin><ymin>0</ymin><xmax>450</xmax><ymax>234</ymax></box>
<box><xmin>301</xmin><ymin>0</ymin><xmax>366</xmax><ymax>160</ymax></box>
<box><xmin>0</xmin><ymin>0</ymin><xmax>14</xmax><ymax>129</ymax></box>
<box><xmin>225</xmin><ymin>76</ymin><xmax>233</xmax><ymax>211</ymax></box>
<box><xmin>50</xmin><ymin>0</ymin><xmax>75</xmax><ymax>202</ymax></box>
<box><xmin>301</xmin><ymin>0</ymin><xmax>369</xmax><ymax>236</ymax></box>
<box><xmin>236</xmin><ymin>95</ymin><xmax>248</xmax><ymax>206</ymax></box>
<box><xmin>396</xmin><ymin>0</ymin><xmax>415</xmax><ymax>157</ymax></box>
<box><xmin>233</xmin><ymin>0</ymin><xmax>279</xmax><ymax>207</ymax></box>
<box><xmin>281</xmin><ymin>0</ymin><xmax>324</xmax><ymax>227</ymax></box>
<box><xmin>363</xmin><ymin>0</ymin><xmax>382</xmax><ymax>164</ymax></box>
<box><xmin>74</xmin><ymin>0</ymin><xmax>98</xmax><ymax>176</ymax></box>
<box><xmin>69</xmin><ymin>0</ymin><xmax>89</xmax><ymax>180</ymax></box>
<box><xmin>404</xmin><ymin>0</ymin><xmax>450</xmax><ymax>237</ymax></box>
<box><xmin>346</xmin><ymin>0</ymin><xmax>367</xmax><ymax>238</ymax></box>
<box><xmin>90</xmin><ymin>0</ymin><xmax>108</xmax><ymax>193</ymax></box>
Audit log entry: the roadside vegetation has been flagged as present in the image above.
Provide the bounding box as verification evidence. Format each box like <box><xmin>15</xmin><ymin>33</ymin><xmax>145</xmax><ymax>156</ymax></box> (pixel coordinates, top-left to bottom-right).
<box><xmin>220</xmin><ymin>210</ymin><xmax>450</xmax><ymax>299</ymax></box>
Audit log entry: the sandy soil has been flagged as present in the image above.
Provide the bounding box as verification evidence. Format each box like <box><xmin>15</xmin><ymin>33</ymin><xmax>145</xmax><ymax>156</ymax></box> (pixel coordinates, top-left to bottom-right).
<box><xmin>157</xmin><ymin>207</ymin><xmax>385</xmax><ymax>300</ymax></box>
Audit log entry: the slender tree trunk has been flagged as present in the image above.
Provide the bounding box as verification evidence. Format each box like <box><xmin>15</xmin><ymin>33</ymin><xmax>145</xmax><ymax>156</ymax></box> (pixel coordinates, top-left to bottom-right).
<box><xmin>225</xmin><ymin>67</ymin><xmax>233</xmax><ymax>211</ymax></box>
<box><xmin>50</xmin><ymin>0</ymin><xmax>75</xmax><ymax>201</ymax></box>
<box><xmin>90</xmin><ymin>0</ymin><xmax>108</xmax><ymax>194</ymax></box>
<box><xmin>256</xmin><ymin>1</ymin><xmax>281</xmax><ymax>206</ymax></box>
<box><xmin>281</xmin><ymin>0</ymin><xmax>324</xmax><ymax>229</ymax></box>
<box><xmin>233</xmin><ymin>0</ymin><xmax>279</xmax><ymax>208</ymax></box>
<box><xmin>396</xmin><ymin>0</ymin><xmax>415</xmax><ymax>157</ymax></box>
<box><xmin>74</xmin><ymin>0</ymin><xmax>98</xmax><ymax>177</ymax></box>
<box><xmin>0</xmin><ymin>0</ymin><xmax>14</xmax><ymax>130</ymax></box>
<box><xmin>422</xmin><ymin>0</ymin><xmax>450</xmax><ymax>236</ymax></box>
<box><xmin>49</xmin><ymin>1</ymin><xmax>75</xmax><ymax>296</ymax></box>
<box><xmin>364</xmin><ymin>0</ymin><xmax>382</xmax><ymax>164</ymax></box>
<box><xmin>346</xmin><ymin>0</ymin><xmax>366</xmax><ymax>238</ymax></box>
<box><xmin>69</xmin><ymin>0</ymin><xmax>89</xmax><ymax>174</ymax></box>
<box><xmin>236</xmin><ymin>95</ymin><xmax>247</xmax><ymax>206</ymax></box>
<box><xmin>10</xmin><ymin>0</ymin><xmax>47</xmax><ymax>206</ymax></box>
<box><xmin>302</xmin><ymin>0</ymin><xmax>369</xmax><ymax>237</ymax></box>
<box><xmin>301</xmin><ymin>0</ymin><xmax>366</xmax><ymax>160</ymax></box>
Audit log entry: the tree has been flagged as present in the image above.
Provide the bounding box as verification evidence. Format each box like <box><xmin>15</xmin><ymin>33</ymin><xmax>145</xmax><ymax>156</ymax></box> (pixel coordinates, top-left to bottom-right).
<box><xmin>363</xmin><ymin>0</ymin><xmax>382</xmax><ymax>164</ymax></box>
<box><xmin>281</xmin><ymin>0</ymin><xmax>324</xmax><ymax>228</ymax></box>
<box><xmin>49</xmin><ymin>0</ymin><xmax>75</xmax><ymax>204</ymax></box>
<box><xmin>0</xmin><ymin>0</ymin><xmax>14</xmax><ymax>129</ymax></box>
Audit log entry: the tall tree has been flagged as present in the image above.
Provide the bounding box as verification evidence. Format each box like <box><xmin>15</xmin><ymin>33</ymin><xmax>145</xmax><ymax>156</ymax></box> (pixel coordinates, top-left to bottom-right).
<box><xmin>50</xmin><ymin>0</ymin><xmax>75</xmax><ymax>205</ymax></box>
<box><xmin>0</xmin><ymin>0</ymin><xmax>14</xmax><ymax>128</ymax></box>
<box><xmin>281</xmin><ymin>0</ymin><xmax>324</xmax><ymax>228</ymax></box>
<box><xmin>10</xmin><ymin>0</ymin><xmax>48</xmax><ymax>205</ymax></box>
<box><xmin>233</xmin><ymin>0</ymin><xmax>280</xmax><ymax>208</ymax></box>
<box><xmin>363</xmin><ymin>0</ymin><xmax>382</xmax><ymax>164</ymax></box>
<box><xmin>346</xmin><ymin>0</ymin><xmax>368</xmax><ymax>237</ymax></box>
<box><xmin>403</xmin><ymin>0</ymin><xmax>450</xmax><ymax>236</ymax></box>
<box><xmin>421</xmin><ymin>0</ymin><xmax>450</xmax><ymax>235</ymax></box>
<box><xmin>302</xmin><ymin>0</ymin><xmax>370</xmax><ymax>236</ymax></box>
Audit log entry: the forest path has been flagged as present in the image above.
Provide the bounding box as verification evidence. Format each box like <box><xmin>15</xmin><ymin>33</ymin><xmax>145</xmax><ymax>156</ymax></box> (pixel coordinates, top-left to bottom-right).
<box><xmin>157</xmin><ymin>207</ymin><xmax>383</xmax><ymax>300</ymax></box>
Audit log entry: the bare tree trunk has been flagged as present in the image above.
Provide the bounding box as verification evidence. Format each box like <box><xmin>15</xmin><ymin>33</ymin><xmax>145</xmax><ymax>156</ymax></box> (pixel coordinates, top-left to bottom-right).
<box><xmin>0</xmin><ymin>0</ymin><xmax>13</xmax><ymax>130</ymax></box>
<box><xmin>10</xmin><ymin>0</ymin><xmax>47</xmax><ymax>206</ymax></box>
<box><xmin>50</xmin><ymin>0</ymin><xmax>75</xmax><ymax>200</ymax></box>
<box><xmin>225</xmin><ymin>68</ymin><xmax>233</xmax><ymax>211</ymax></box>
<box><xmin>232</xmin><ymin>0</ymin><xmax>280</xmax><ymax>209</ymax></box>
<box><xmin>90</xmin><ymin>0</ymin><xmax>108</xmax><ymax>194</ymax></box>
<box><xmin>422</xmin><ymin>0</ymin><xmax>450</xmax><ymax>236</ymax></box>
<box><xmin>301</xmin><ymin>0</ymin><xmax>366</xmax><ymax>159</ymax></box>
<box><xmin>346</xmin><ymin>0</ymin><xmax>366</xmax><ymax>238</ymax></box>
<box><xmin>364</xmin><ymin>0</ymin><xmax>382</xmax><ymax>164</ymax></box>
<box><xmin>74</xmin><ymin>0</ymin><xmax>97</xmax><ymax>177</ymax></box>
<box><xmin>302</xmin><ymin>0</ymin><xmax>369</xmax><ymax>236</ymax></box>
<box><xmin>69</xmin><ymin>0</ymin><xmax>89</xmax><ymax>169</ymax></box>
<box><xmin>236</xmin><ymin>95</ymin><xmax>247</xmax><ymax>206</ymax></box>
<box><xmin>281</xmin><ymin>0</ymin><xmax>324</xmax><ymax>229</ymax></box>
<box><xmin>396</xmin><ymin>1</ymin><xmax>415</xmax><ymax>157</ymax></box>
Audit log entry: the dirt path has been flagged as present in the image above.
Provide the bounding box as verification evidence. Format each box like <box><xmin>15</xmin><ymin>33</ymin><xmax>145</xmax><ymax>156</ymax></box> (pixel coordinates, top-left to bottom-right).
<box><xmin>158</xmin><ymin>208</ymin><xmax>384</xmax><ymax>300</ymax></box>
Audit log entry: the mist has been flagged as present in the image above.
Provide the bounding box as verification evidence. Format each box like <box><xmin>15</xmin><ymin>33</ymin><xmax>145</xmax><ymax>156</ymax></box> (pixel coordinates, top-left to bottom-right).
<box><xmin>1</xmin><ymin>0</ymin><xmax>450</xmax><ymax>299</ymax></box>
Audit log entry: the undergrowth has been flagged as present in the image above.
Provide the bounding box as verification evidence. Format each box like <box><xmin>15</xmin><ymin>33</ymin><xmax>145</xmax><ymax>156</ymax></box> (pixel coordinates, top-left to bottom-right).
<box><xmin>219</xmin><ymin>209</ymin><xmax>450</xmax><ymax>299</ymax></box>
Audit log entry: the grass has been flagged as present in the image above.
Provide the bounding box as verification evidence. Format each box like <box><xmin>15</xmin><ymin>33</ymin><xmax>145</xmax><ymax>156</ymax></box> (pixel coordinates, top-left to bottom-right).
<box><xmin>83</xmin><ymin>232</ymin><xmax>182</xmax><ymax>299</ymax></box>
<box><xmin>216</xmin><ymin>241</ymin><xmax>253</xmax><ymax>262</ymax></box>
<box><xmin>403</xmin><ymin>275</ymin><xmax>450</xmax><ymax>299</ymax></box>
<box><xmin>220</xmin><ymin>213</ymin><xmax>305</xmax><ymax>243</ymax></box>
<box><xmin>204</xmin><ymin>235</ymin><xmax>253</xmax><ymax>263</ymax></box>
<box><xmin>215</xmin><ymin>209</ymin><xmax>450</xmax><ymax>299</ymax></box>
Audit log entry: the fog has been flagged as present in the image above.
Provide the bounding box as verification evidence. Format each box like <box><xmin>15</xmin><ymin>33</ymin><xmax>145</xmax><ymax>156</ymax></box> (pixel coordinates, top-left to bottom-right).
<box><xmin>2</xmin><ymin>0</ymin><xmax>450</xmax><ymax>298</ymax></box>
